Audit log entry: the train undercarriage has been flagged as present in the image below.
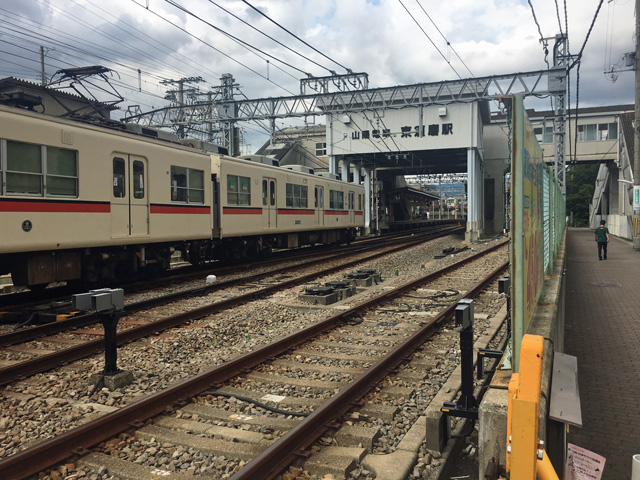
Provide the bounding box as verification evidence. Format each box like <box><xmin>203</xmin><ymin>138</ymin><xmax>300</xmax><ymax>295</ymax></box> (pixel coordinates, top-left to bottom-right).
<box><xmin>0</xmin><ymin>228</ymin><xmax>358</xmax><ymax>290</ymax></box>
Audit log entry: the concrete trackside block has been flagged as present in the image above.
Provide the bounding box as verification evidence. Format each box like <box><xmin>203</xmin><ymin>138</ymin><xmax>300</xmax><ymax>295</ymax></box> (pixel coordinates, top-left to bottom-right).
<box><xmin>359</xmin><ymin>404</ymin><xmax>400</xmax><ymax>423</ymax></box>
<box><xmin>362</xmin><ymin>449</ymin><xmax>417</xmax><ymax>480</ymax></box>
<box><xmin>298</xmin><ymin>291</ymin><xmax>339</xmax><ymax>305</ymax></box>
<box><xmin>80</xmin><ymin>452</ymin><xmax>200</xmax><ymax>480</ymax></box>
<box><xmin>334</xmin><ymin>424</ymin><xmax>382</xmax><ymax>450</ymax></box>
<box><xmin>305</xmin><ymin>446</ymin><xmax>367</xmax><ymax>479</ymax></box>
<box><xmin>90</xmin><ymin>370</ymin><xmax>134</xmax><ymax>390</ymax></box>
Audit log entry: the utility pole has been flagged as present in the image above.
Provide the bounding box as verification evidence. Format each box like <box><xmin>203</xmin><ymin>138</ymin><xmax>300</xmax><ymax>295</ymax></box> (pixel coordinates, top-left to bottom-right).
<box><xmin>634</xmin><ymin>0</ymin><xmax>640</xmax><ymax>251</ymax></box>
<box><xmin>39</xmin><ymin>46</ymin><xmax>54</xmax><ymax>86</ymax></box>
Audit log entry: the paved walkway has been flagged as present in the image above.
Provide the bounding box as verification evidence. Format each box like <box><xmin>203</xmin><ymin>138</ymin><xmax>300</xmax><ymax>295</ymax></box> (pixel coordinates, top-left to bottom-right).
<box><xmin>564</xmin><ymin>228</ymin><xmax>640</xmax><ymax>479</ymax></box>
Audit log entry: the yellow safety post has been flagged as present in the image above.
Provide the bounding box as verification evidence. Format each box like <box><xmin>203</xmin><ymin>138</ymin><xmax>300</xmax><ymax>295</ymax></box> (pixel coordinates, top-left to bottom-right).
<box><xmin>503</xmin><ymin>334</ymin><xmax>559</xmax><ymax>480</ymax></box>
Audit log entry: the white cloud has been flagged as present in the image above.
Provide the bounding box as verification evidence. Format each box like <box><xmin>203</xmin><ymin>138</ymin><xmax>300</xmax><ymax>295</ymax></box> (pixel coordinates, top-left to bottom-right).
<box><xmin>0</xmin><ymin>0</ymin><xmax>634</xmax><ymax>147</ymax></box>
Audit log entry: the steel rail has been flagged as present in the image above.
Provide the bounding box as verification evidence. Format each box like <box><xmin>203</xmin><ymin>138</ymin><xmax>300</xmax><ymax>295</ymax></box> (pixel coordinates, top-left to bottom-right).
<box><xmin>0</xmin><ymin>226</ymin><xmax>460</xmax><ymax>347</ymax></box>
<box><xmin>232</xmin><ymin>259</ymin><xmax>510</xmax><ymax>479</ymax></box>
<box><xmin>0</xmin><ymin>239</ymin><xmax>506</xmax><ymax>480</ymax></box>
<box><xmin>0</xmin><ymin>227</ymin><xmax>462</xmax><ymax>385</ymax></box>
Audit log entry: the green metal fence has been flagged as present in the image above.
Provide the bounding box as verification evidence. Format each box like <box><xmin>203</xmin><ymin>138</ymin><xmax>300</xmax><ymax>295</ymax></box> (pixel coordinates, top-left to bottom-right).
<box><xmin>507</xmin><ymin>94</ymin><xmax>566</xmax><ymax>369</ymax></box>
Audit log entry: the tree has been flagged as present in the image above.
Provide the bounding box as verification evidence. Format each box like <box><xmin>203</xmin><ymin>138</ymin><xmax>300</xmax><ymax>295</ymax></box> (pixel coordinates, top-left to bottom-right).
<box><xmin>565</xmin><ymin>164</ymin><xmax>599</xmax><ymax>226</ymax></box>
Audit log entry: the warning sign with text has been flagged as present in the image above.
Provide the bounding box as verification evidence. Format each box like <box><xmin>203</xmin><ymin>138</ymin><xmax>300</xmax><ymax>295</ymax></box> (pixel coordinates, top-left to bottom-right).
<box><xmin>565</xmin><ymin>443</ymin><xmax>606</xmax><ymax>480</ymax></box>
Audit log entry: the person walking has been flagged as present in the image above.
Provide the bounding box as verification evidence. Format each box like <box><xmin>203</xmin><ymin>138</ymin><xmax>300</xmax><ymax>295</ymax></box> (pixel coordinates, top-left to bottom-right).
<box><xmin>594</xmin><ymin>219</ymin><xmax>610</xmax><ymax>260</ymax></box>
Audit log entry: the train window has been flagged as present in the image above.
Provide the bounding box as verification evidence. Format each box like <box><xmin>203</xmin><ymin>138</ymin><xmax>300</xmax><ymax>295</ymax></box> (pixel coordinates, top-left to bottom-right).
<box><xmin>133</xmin><ymin>160</ymin><xmax>144</xmax><ymax>199</ymax></box>
<box><xmin>329</xmin><ymin>190</ymin><xmax>344</xmax><ymax>210</ymax></box>
<box><xmin>286</xmin><ymin>183</ymin><xmax>308</xmax><ymax>208</ymax></box>
<box><xmin>262</xmin><ymin>180</ymin><xmax>268</xmax><ymax>205</ymax></box>
<box><xmin>227</xmin><ymin>174</ymin><xmax>250</xmax><ymax>205</ymax></box>
<box><xmin>47</xmin><ymin>146</ymin><xmax>77</xmax><ymax>197</ymax></box>
<box><xmin>6</xmin><ymin>141</ymin><xmax>43</xmax><ymax>195</ymax></box>
<box><xmin>5</xmin><ymin>140</ymin><xmax>78</xmax><ymax>197</ymax></box>
<box><xmin>113</xmin><ymin>158</ymin><xmax>126</xmax><ymax>198</ymax></box>
<box><xmin>170</xmin><ymin>166</ymin><xmax>187</xmax><ymax>202</ymax></box>
<box><xmin>171</xmin><ymin>166</ymin><xmax>203</xmax><ymax>203</ymax></box>
<box><xmin>188</xmin><ymin>169</ymin><xmax>204</xmax><ymax>204</ymax></box>
<box><xmin>348</xmin><ymin>192</ymin><xmax>354</xmax><ymax>209</ymax></box>
<box><xmin>270</xmin><ymin>180</ymin><xmax>275</xmax><ymax>206</ymax></box>
<box><xmin>358</xmin><ymin>194</ymin><xmax>362</xmax><ymax>210</ymax></box>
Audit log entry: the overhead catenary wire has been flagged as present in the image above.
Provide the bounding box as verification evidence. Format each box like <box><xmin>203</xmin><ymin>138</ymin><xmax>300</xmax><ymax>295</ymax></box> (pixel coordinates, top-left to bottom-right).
<box><xmin>413</xmin><ymin>0</ymin><xmax>475</xmax><ymax>77</ymax></box>
<box><xmin>398</xmin><ymin>0</ymin><xmax>462</xmax><ymax>79</ymax></box>
<box><xmin>162</xmin><ymin>0</ymin><xmax>309</xmax><ymax>79</ymax></box>
<box><xmin>0</xmin><ymin>29</ymin><xmax>170</xmax><ymax>105</ymax></box>
<box><xmin>554</xmin><ymin>0</ymin><xmax>565</xmax><ymax>36</ymax></box>
<box><xmin>207</xmin><ymin>0</ymin><xmax>335</xmax><ymax>76</ymax></box>
<box><xmin>569</xmin><ymin>0</ymin><xmax>605</xmax><ymax>70</ymax></box>
<box><xmin>28</xmin><ymin>0</ymin><xmax>201</xmax><ymax>83</ymax></box>
<box><xmin>0</xmin><ymin>9</ymin><xmax>184</xmax><ymax>94</ymax></box>
<box><xmin>527</xmin><ymin>0</ymin><xmax>550</xmax><ymax>68</ymax></box>
<box><xmin>131</xmin><ymin>0</ymin><xmax>297</xmax><ymax>96</ymax></box>
<box><xmin>241</xmin><ymin>0</ymin><xmax>352</xmax><ymax>74</ymax></box>
<box><xmin>78</xmin><ymin>0</ymin><xmax>223</xmax><ymax>81</ymax></box>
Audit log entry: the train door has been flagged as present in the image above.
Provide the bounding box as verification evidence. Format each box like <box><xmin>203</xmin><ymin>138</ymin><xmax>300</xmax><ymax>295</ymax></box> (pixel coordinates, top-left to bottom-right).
<box><xmin>315</xmin><ymin>186</ymin><xmax>324</xmax><ymax>226</ymax></box>
<box><xmin>348</xmin><ymin>191</ymin><xmax>355</xmax><ymax>223</ymax></box>
<box><xmin>130</xmin><ymin>156</ymin><xmax>149</xmax><ymax>237</ymax></box>
<box><xmin>111</xmin><ymin>155</ymin><xmax>149</xmax><ymax>238</ymax></box>
<box><xmin>262</xmin><ymin>177</ymin><xmax>277</xmax><ymax>228</ymax></box>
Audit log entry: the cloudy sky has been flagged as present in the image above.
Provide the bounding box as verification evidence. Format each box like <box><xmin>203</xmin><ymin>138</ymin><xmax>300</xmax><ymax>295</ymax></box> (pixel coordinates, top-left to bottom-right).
<box><xmin>0</xmin><ymin>0</ymin><xmax>634</xmax><ymax>151</ymax></box>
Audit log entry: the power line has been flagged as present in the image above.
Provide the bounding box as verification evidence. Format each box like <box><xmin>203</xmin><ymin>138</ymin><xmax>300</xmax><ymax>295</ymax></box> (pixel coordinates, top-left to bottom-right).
<box><xmin>413</xmin><ymin>0</ymin><xmax>475</xmax><ymax>77</ymax></box>
<box><xmin>0</xmin><ymin>26</ymin><xmax>170</xmax><ymax>105</ymax></box>
<box><xmin>29</xmin><ymin>0</ymin><xmax>195</xmax><ymax>82</ymax></box>
<box><xmin>78</xmin><ymin>0</ymin><xmax>223</xmax><ymax>81</ymax></box>
<box><xmin>206</xmin><ymin>0</ymin><xmax>334</xmax><ymax>76</ymax></box>
<box><xmin>241</xmin><ymin>0</ymin><xmax>352</xmax><ymax>74</ymax></box>
<box><xmin>569</xmin><ymin>0</ymin><xmax>605</xmax><ymax>70</ymax></box>
<box><xmin>162</xmin><ymin>0</ymin><xmax>305</xmax><ymax>79</ymax></box>
<box><xmin>397</xmin><ymin>0</ymin><xmax>462</xmax><ymax>79</ymax></box>
<box><xmin>131</xmin><ymin>0</ymin><xmax>297</xmax><ymax>96</ymax></box>
<box><xmin>0</xmin><ymin>10</ymin><xmax>175</xmax><ymax>84</ymax></box>
<box><xmin>554</xmin><ymin>0</ymin><xmax>564</xmax><ymax>36</ymax></box>
<box><xmin>527</xmin><ymin>0</ymin><xmax>550</xmax><ymax>68</ymax></box>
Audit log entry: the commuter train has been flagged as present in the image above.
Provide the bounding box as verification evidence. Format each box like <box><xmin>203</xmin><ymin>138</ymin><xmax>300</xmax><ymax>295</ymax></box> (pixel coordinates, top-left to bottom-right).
<box><xmin>0</xmin><ymin>104</ymin><xmax>364</xmax><ymax>289</ymax></box>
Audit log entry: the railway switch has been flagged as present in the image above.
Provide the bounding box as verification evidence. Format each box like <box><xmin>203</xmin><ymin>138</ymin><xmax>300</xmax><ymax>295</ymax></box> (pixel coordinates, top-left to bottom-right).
<box><xmin>73</xmin><ymin>289</ymin><xmax>132</xmax><ymax>391</ymax></box>
<box><xmin>440</xmin><ymin>299</ymin><xmax>479</xmax><ymax>447</ymax></box>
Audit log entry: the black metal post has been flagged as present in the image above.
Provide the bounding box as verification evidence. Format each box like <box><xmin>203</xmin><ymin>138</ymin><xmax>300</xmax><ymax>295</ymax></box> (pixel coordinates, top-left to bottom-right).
<box><xmin>99</xmin><ymin>310</ymin><xmax>122</xmax><ymax>376</ymax></box>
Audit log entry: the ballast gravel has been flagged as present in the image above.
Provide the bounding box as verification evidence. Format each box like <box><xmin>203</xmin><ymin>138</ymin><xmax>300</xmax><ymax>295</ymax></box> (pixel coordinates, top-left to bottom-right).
<box><xmin>0</xmin><ymin>233</ymin><xmax>508</xmax><ymax>480</ymax></box>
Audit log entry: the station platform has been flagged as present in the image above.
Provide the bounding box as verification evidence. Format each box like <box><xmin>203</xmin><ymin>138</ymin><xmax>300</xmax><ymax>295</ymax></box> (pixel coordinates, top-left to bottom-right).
<box><xmin>564</xmin><ymin>227</ymin><xmax>640</xmax><ymax>478</ymax></box>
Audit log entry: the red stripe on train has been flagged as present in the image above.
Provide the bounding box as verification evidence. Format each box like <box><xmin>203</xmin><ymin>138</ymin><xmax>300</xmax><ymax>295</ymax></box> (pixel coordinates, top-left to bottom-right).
<box><xmin>151</xmin><ymin>205</ymin><xmax>210</xmax><ymax>214</ymax></box>
<box><xmin>325</xmin><ymin>210</ymin><xmax>349</xmax><ymax>215</ymax></box>
<box><xmin>0</xmin><ymin>200</ymin><xmax>110</xmax><ymax>213</ymax></box>
<box><xmin>277</xmin><ymin>209</ymin><xmax>315</xmax><ymax>215</ymax></box>
<box><xmin>222</xmin><ymin>207</ymin><xmax>263</xmax><ymax>215</ymax></box>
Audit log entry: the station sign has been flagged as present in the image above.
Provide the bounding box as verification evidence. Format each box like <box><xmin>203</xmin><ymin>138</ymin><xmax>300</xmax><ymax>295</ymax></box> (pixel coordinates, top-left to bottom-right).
<box><xmin>328</xmin><ymin>103</ymin><xmax>481</xmax><ymax>156</ymax></box>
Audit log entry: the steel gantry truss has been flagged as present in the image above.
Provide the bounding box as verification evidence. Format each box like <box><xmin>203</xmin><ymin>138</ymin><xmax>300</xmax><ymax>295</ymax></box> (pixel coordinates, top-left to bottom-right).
<box><xmin>123</xmin><ymin>66</ymin><xmax>568</xmax><ymax>189</ymax></box>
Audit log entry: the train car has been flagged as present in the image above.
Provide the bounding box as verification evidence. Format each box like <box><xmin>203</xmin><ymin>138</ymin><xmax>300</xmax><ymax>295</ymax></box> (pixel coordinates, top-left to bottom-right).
<box><xmin>0</xmin><ymin>104</ymin><xmax>364</xmax><ymax>288</ymax></box>
<box><xmin>201</xmin><ymin>155</ymin><xmax>364</xmax><ymax>262</ymax></box>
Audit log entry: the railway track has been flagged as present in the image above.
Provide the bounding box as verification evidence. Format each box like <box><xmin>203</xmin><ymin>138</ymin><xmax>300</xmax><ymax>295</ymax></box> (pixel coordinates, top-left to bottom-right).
<box><xmin>0</xmin><ymin>226</ymin><xmax>463</xmax><ymax>385</ymax></box>
<box><xmin>0</xmin><ymin>224</ymin><xmax>455</xmax><ymax>310</ymax></box>
<box><xmin>0</xmin><ymin>237</ymin><xmax>508</xmax><ymax>479</ymax></box>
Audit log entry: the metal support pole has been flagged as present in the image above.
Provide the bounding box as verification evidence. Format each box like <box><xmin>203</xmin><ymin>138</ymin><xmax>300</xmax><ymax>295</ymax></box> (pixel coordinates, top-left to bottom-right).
<box><xmin>364</xmin><ymin>167</ymin><xmax>372</xmax><ymax>232</ymax></box>
<box><xmin>633</xmin><ymin>0</ymin><xmax>640</xmax><ymax>250</ymax></box>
